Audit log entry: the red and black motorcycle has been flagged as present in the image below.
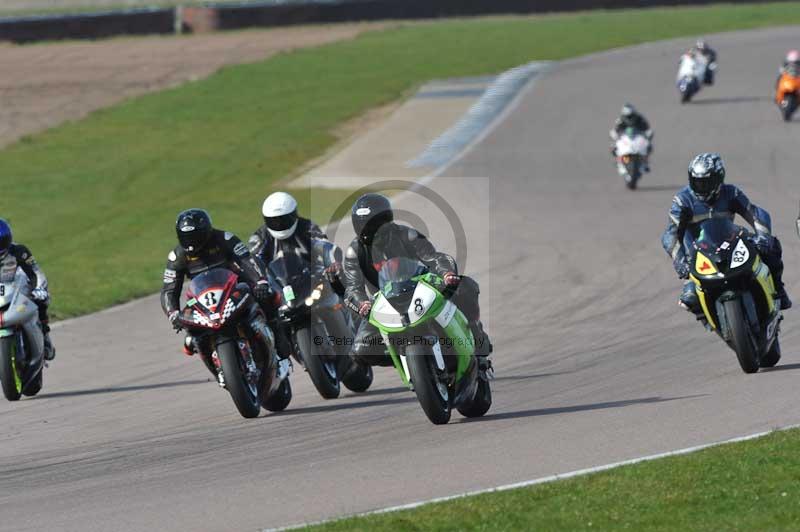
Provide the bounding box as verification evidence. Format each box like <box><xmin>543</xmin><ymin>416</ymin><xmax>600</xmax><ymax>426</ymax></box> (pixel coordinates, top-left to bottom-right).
<box><xmin>178</xmin><ymin>267</ymin><xmax>291</xmax><ymax>418</ymax></box>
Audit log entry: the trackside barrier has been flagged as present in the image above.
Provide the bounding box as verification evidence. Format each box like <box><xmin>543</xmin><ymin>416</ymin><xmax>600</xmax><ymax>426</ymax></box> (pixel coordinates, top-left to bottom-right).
<box><xmin>0</xmin><ymin>0</ymin><xmax>794</xmax><ymax>43</ymax></box>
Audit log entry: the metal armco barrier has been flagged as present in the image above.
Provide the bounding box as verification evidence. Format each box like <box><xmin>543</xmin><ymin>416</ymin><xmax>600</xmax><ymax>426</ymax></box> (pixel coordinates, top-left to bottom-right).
<box><xmin>0</xmin><ymin>0</ymin><xmax>792</xmax><ymax>43</ymax></box>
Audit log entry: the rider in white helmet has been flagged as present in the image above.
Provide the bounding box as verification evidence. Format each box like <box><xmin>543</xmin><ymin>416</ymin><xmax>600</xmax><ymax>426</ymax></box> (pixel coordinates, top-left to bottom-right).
<box><xmin>249</xmin><ymin>191</ymin><xmax>343</xmax><ymax>291</ymax></box>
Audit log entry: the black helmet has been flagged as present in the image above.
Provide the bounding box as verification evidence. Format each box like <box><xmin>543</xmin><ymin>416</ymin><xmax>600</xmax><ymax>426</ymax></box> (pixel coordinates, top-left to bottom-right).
<box><xmin>688</xmin><ymin>153</ymin><xmax>725</xmax><ymax>202</ymax></box>
<box><xmin>351</xmin><ymin>193</ymin><xmax>393</xmax><ymax>245</ymax></box>
<box><xmin>176</xmin><ymin>209</ymin><xmax>213</xmax><ymax>253</ymax></box>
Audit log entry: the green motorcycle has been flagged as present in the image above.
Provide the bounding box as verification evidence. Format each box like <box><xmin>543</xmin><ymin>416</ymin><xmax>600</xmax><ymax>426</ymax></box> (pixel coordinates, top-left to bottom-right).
<box><xmin>369</xmin><ymin>257</ymin><xmax>492</xmax><ymax>424</ymax></box>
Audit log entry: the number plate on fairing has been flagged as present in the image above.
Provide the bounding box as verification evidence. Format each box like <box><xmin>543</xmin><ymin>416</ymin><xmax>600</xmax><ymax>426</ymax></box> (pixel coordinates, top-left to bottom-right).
<box><xmin>199</xmin><ymin>289</ymin><xmax>223</xmax><ymax>311</ymax></box>
<box><xmin>730</xmin><ymin>239</ymin><xmax>750</xmax><ymax>269</ymax></box>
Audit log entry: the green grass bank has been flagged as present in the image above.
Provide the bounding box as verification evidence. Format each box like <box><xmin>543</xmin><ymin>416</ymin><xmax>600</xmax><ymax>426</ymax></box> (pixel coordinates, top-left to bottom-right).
<box><xmin>2</xmin><ymin>2</ymin><xmax>799</xmax><ymax>318</ymax></box>
<box><xmin>305</xmin><ymin>427</ymin><xmax>800</xmax><ymax>531</ymax></box>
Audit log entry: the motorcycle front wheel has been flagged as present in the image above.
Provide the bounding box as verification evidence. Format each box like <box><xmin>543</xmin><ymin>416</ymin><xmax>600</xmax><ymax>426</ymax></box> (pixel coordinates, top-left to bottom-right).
<box><xmin>217</xmin><ymin>340</ymin><xmax>261</xmax><ymax>418</ymax></box>
<box><xmin>406</xmin><ymin>344</ymin><xmax>451</xmax><ymax>425</ymax></box>
<box><xmin>0</xmin><ymin>336</ymin><xmax>22</xmax><ymax>401</ymax></box>
<box><xmin>723</xmin><ymin>299</ymin><xmax>760</xmax><ymax>374</ymax></box>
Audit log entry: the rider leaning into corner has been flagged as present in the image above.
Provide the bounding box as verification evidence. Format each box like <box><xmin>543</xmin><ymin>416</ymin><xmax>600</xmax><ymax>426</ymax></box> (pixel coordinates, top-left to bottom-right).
<box><xmin>610</xmin><ymin>103</ymin><xmax>654</xmax><ymax>172</ymax></box>
<box><xmin>691</xmin><ymin>39</ymin><xmax>718</xmax><ymax>85</ymax></box>
<box><xmin>341</xmin><ymin>193</ymin><xmax>493</xmax><ymax>376</ymax></box>
<box><xmin>662</xmin><ymin>153</ymin><xmax>792</xmax><ymax>322</ymax></box>
<box><xmin>0</xmin><ymin>219</ymin><xmax>55</xmax><ymax>361</ymax></box>
<box><xmin>777</xmin><ymin>49</ymin><xmax>800</xmax><ymax>87</ymax></box>
<box><xmin>160</xmin><ymin>209</ymin><xmax>283</xmax><ymax>380</ymax></box>
<box><xmin>249</xmin><ymin>191</ymin><xmax>345</xmax><ymax>354</ymax></box>
<box><xmin>249</xmin><ymin>191</ymin><xmax>344</xmax><ymax>294</ymax></box>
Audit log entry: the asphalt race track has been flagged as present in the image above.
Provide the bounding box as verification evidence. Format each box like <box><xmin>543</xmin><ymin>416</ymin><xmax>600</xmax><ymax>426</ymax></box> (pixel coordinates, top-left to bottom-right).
<box><xmin>3</xmin><ymin>27</ymin><xmax>800</xmax><ymax>532</ymax></box>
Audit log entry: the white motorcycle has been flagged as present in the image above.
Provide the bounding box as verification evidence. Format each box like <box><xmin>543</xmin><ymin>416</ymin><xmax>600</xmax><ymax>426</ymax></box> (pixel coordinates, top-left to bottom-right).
<box><xmin>677</xmin><ymin>53</ymin><xmax>711</xmax><ymax>103</ymax></box>
<box><xmin>612</xmin><ymin>127</ymin><xmax>650</xmax><ymax>190</ymax></box>
<box><xmin>0</xmin><ymin>269</ymin><xmax>46</xmax><ymax>401</ymax></box>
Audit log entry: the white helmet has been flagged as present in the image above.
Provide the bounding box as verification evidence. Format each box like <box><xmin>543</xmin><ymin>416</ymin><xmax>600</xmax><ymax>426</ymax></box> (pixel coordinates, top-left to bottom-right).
<box><xmin>262</xmin><ymin>191</ymin><xmax>298</xmax><ymax>240</ymax></box>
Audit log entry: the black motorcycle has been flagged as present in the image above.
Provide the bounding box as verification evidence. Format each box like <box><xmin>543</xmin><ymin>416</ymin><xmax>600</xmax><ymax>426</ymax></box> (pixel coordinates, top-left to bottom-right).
<box><xmin>268</xmin><ymin>242</ymin><xmax>372</xmax><ymax>399</ymax></box>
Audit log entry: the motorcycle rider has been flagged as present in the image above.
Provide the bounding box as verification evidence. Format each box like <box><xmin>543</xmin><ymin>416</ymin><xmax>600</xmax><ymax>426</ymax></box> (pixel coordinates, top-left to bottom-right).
<box><xmin>249</xmin><ymin>191</ymin><xmax>345</xmax><ymax>355</ymax></box>
<box><xmin>161</xmin><ymin>209</ymin><xmax>281</xmax><ymax>380</ymax></box>
<box><xmin>0</xmin><ymin>219</ymin><xmax>55</xmax><ymax>361</ymax></box>
<box><xmin>610</xmin><ymin>103</ymin><xmax>653</xmax><ymax>172</ymax></box>
<box><xmin>662</xmin><ymin>153</ymin><xmax>792</xmax><ymax>321</ymax></box>
<box><xmin>249</xmin><ymin>191</ymin><xmax>343</xmax><ymax>293</ymax></box>
<box><xmin>691</xmin><ymin>39</ymin><xmax>718</xmax><ymax>85</ymax></box>
<box><xmin>777</xmin><ymin>49</ymin><xmax>800</xmax><ymax>88</ymax></box>
<box><xmin>342</xmin><ymin>193</ymin><xmax>492</xmax><ymax>374</ymax></box>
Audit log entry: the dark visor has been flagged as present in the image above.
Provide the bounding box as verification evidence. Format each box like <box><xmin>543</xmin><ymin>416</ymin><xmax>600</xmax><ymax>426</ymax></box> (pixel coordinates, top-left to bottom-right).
<box><xmin>266</xmin><ymin>212</ymin><xmax>297</xmax><ymax>232</ymax></box>
<box><xmin>690</xmin><ymin>176</ymin><xmax>716</xmax><ymax>194</ymax></box>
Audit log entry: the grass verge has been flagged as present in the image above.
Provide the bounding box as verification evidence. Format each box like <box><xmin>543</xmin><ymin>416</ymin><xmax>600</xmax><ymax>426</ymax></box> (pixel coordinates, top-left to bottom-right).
<box><xmin>304</xmin><ymin>427</ymin><xmax>800</xmax><ymax>531</ymax></box>
<box><xmin>3</xmin><ymin>2</ymin><xmax>800</xmax><ymax>318</ymax></box>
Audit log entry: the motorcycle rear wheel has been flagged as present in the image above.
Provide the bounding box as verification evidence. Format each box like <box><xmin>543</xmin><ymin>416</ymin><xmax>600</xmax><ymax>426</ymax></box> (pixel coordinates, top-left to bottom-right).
<box><xmin>23</xmin><ymin>370</ymin><xmax>43</xmax><ymax>397</ymax></box>
<box><xmin>217</xmin><ymin>341</ymin><xmax>261</xmax><ymax>418</ymax></box>
<box><xmin>407</xmin><ymin>344</ymin><xmax>451</xmax><ymax>425</ymax></box>
<box><xmin>456</xmin><ymin>373</ymin><xmax>492</xmax><ymax>418</ymax></box>
<box><xmin>296</xmin><ymin>325</ymin><xmax>340</xmax><ymax>399</ymax></box>
<box><xmin>760</xmin><ymin>338</ymin><xmax>781</xmax><ymax>368</ymax></box>
<box><xmin>724</xmin><ymin>299</ymin><xmax>760</xmax><ymax>374</ymax></box>
<box><xmin>263</xmin><ymin>377</ymin><xmax>292</xmax><ymax>412</ymax></box>
<box><xmin>0</xmin><ymin>336</ymin><xmax>22</xmax><ymax>401</ymax></box>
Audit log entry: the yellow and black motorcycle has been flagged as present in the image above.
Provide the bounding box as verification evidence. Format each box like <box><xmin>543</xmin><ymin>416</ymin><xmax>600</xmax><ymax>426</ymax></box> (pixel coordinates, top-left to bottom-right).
<box><xmin>689</xmin><ymin>218</ymin><xmax>782</xmax><ymax>373</ymax></box>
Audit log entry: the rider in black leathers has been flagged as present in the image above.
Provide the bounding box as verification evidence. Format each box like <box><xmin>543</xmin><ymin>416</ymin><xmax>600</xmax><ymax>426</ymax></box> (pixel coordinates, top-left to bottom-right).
<box><xmin>342</xmin><ymin>194</ymin><xmax>492</xmax><ymax>372</ymax></box>
<box><xmin>0</xmin><ymin>219</ymin><xmax>55</xmax><ymax>361</ymax></box>
<box><xmin>160</xmin><ymin>209</ymin><xmax>280</xmax><ymax>376</ymax></box>
<box><xmin>249</xmin><ymin>191</ymin><xmax>345</xmax><ymax>355</ymax></box>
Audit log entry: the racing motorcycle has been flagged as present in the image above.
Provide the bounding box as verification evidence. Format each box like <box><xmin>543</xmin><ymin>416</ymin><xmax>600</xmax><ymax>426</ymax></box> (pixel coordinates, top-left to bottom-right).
<box><xmin>612</xmin><ymin>127</ymin><xmax>650</xmax><ymax>189</ymax></box>
<box><xmin>688</xmin><ymin>218</ymin><xmax>782</xmax><ymax>374</ymax></box>
<box><xmin>178</xmin><ymin>267</ymin><xmax>292</xmax><ymax>418</ymax></box>
<box><xmin>0</xmin><ymin>269</ymin><xmax>46</xmax><ymax>401</ymax></box>
<box><xmin>268</xmin><ymin>242</ymin><xmax>372</xmax><ymax>399</ymax></box>
<box><xmin>369</xmin><ymin>257</ymin><xmax>492</xmax><ymax>424</ymax></box>
<box><xmin>776</xmin><ymin>66</ymin><xmax>799</xmax><ymax>122</ymax></box>
<box><xmin>677</xmin><ymin>53</ymin><xmax>708</xmax><ymax>103</ymax></box>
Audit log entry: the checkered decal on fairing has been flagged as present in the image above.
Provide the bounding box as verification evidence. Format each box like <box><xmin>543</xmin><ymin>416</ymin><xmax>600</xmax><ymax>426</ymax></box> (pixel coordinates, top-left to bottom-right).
<box><xmin>222</xmin><ymin>298</ymin><xmax>235</xmax><ymax>320</ymax></box>
<box><xmin>193</xmin><ymin>310</ymin><xmax>212</xmax><ymax>327</ymax></box>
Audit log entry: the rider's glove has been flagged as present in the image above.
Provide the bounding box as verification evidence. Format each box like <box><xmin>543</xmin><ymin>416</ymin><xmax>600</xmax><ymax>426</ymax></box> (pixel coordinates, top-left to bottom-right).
<box><xmin>324</xmin><ymin>262</ymin><xmax>342</xmax><ymax>282</ymax></box>
<box><xmin>253</xmin><ymin>280</ymin><xmax>273</xmax><ymax>303</ymax></box>
<box><xmin>31</xmin><ymin>288</ymin><xmax>49</xmax><ymax>302</ymax></box>
<box><xmin>673</xmin><ymin>259</ymin><xmax>691</xmax><ymax>280</ymax></box>
<box><xmin>168</xmin><ymin>310</ymin><xmax>183</xmax><ymax>332</ymax></box>
<box><xmin>358</xmin><ymin>300</ymin><xmax>372</xmax><ymax>317</ymax></box>
<box><xmin>443</xmin><ymin>272</ymin><xmax>461</xmax><ymax>287</ymax></box>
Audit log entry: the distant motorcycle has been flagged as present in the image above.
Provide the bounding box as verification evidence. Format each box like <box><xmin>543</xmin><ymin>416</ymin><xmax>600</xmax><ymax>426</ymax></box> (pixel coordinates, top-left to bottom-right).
<box><xmin>688</xmin><ymin>218</ymin><xmax>782</xmax><ymax>374</ymax></box>
<box><xmin>0</xmin><ymin>270</ymin><xmax>47</xmax><ymax>401</ymax></box>
<box><xmin>178</xmin><ymin>267</ymin><xmax>292</xmax><ymax>418</ymax></box>
<box><xmin>612</xmin><ymin>126</ymin><xmax>650</xmax><ymax>189</ymax></box>
<box><xmin>677</xmin><ymin>53</ymin><xmax>709</xmax><ymax>103</ymax></box>
<box><xmin>776</xmin><ymin>67</ymin><xmax>800</xmax><ymax>122</ymax></box>
<box><xmin>268</xmin><ymin>242</ymin><xmax>373</xmax><ymax>399</ymax></box>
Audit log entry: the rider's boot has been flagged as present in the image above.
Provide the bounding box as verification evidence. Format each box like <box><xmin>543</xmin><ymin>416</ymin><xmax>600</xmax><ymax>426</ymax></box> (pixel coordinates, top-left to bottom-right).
<box><xmin>41</xmin><ymin>320</ymin><xmax>55</xmax><ymax>361</ymax></box>
<box><xmin>775</xmin><ymin>279</ymin><xmax>792</xmax><ymax>310</ymax></box>
<box><xmin>469</xmin><ymin>320</ymin><xmax>493</xmax><ymax>377</ymax></box>
<box><xmin>678</xmin><ymin>281</ymin><xmax>707</xmax><ymax>323</ymax></box>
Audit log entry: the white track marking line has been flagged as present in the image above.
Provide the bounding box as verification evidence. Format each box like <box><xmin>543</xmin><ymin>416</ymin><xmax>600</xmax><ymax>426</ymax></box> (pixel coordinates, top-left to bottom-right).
<box><xmin>268</xmin><ymin>423</ymin><xmax>800</xmax><ymax>531</ymax></box>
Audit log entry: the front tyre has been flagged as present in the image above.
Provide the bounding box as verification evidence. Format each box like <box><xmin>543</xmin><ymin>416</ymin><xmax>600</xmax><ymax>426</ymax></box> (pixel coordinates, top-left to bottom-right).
<box><xmin>0</xmin><ymin>336</ymin><xmax>22</xmax><ymax>401</ymax></box>
<box><xmin>723</xmin><ymin>299</ymin><xmax>759</xmax><ymax>374</ymax></box>
<box><xmin>781</xmin><ymin>95</ymin><xmax>796</xmax><ymax>122</ymax></box>
<box><xmin>406</xmin><ymin>345</ymin><xmax>451</xmax><ymax>425</ymax></box>
<box><xmin>296</xmin><ymin>326</ymin><xmax>340</xmax><ymax>399</ymax></box>
<box><xmin>217</xmin><ymin>341</ymin><xmax>261</xmax><ymax>418</ymax></box>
